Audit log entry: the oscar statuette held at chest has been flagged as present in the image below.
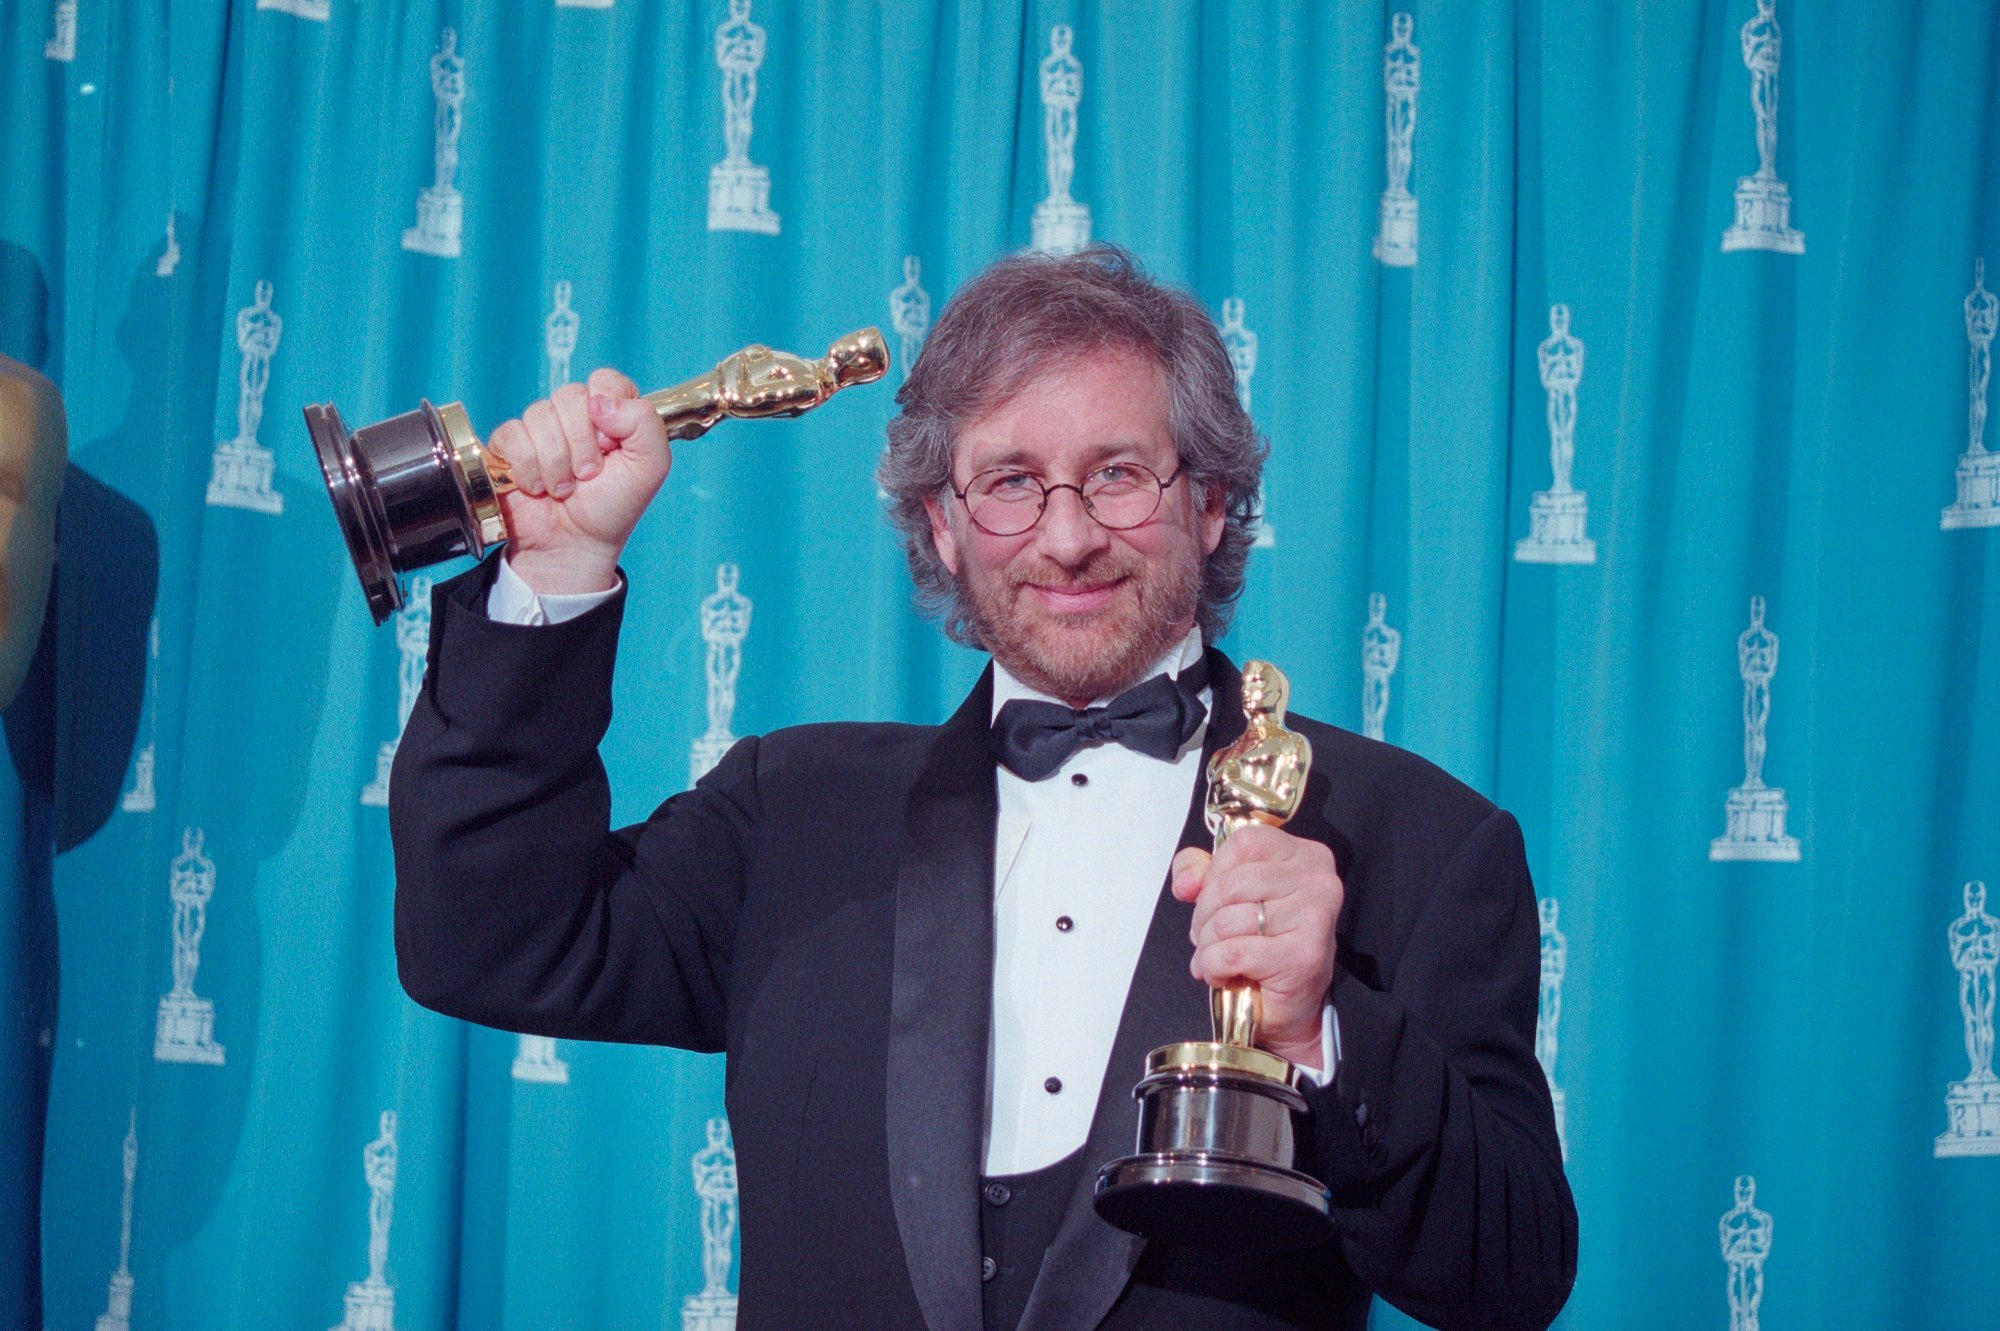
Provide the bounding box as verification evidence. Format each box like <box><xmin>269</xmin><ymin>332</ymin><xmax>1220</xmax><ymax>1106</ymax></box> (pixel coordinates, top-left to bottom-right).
<box><xmin>1094</xmin><ymin>660</ymin><xmax>1336</xmax><ymax>1250</ymax></box>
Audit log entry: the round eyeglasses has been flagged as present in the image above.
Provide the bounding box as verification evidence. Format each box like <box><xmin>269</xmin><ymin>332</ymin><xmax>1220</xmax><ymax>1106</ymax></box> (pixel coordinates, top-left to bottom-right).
<box><xmin>953</xmin><ymin>461</ymin><xmax>1185</xmax><ymax>537</ymax></box>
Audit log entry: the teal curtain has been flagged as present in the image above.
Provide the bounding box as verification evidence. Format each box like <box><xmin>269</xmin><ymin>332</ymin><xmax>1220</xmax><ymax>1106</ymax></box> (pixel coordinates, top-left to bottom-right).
<box><xmin>6</xmin><ymin>1</ymin><xmax>1997</xmax><ymax>1327</ymax></box>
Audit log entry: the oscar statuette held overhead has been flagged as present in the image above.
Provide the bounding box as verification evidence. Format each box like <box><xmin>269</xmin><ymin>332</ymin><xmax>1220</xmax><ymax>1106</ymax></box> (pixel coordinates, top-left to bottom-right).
<box><xmin>308</xmin><ymin>328</ymin><xmax>889</xmax><ymax>623</ymax></box>
<box><xmin>1094</xmin><ymin>660</ymin><xmax>1335</xmax><ymax>1250</ymax></box>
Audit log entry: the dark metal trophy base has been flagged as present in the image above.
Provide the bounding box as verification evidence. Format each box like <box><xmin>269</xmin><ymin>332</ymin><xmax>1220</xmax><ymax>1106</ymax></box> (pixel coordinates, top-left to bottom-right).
<box><xmin>1094</xmin><ymin>1041</ymin><xmax>1333</xmax><ymax>1251</ymax></box>
<box><xmin>307</xmin><ymin>398</ymin><xmax>503</xmax><ymax>624</ymax></box>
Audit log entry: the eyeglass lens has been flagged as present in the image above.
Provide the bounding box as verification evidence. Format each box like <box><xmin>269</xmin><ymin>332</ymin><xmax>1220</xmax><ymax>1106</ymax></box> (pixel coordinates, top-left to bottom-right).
<box><xmin>963</xmin><ymin>463</ymin><xmax>1170</xmax><ymax>536</ymax></box>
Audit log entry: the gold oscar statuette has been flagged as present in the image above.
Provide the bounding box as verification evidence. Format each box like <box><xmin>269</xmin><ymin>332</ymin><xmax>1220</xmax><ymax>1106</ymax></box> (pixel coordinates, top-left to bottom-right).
<box><xmin>1094</xmin><ymin>660</ymin><xmax>1335</xmax><ymax>1250</ymax></box>
<box><xmin>308</xmin><ymin>329</ymin><xmax>890</xmax><ymax>623</ymax></box>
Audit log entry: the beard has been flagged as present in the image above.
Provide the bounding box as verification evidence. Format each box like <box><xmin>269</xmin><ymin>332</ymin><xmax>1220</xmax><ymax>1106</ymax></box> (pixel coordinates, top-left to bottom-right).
<box><xmin>957</xmin><ymin>542</ymin><xmax>1206</xmax><ymax>705</ymax></box>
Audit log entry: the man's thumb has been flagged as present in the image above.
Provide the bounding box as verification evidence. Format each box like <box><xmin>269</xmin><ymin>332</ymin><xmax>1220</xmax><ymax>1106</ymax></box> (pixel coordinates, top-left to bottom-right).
<box><xmin>590</xmin><ymin>392</ymin><xmax>652</xmax><ymax>443</ymax></box>
<box><xmin>1170</xmin><ymin>847</ymin><xmax>1210</xmax><ymax>902</ymax></box>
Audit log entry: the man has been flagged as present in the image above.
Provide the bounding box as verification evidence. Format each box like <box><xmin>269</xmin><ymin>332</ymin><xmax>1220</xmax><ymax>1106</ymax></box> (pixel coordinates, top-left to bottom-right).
<box><xmin>392</xmin><ymin>245</ymin><xmax>1576</xmax><ymax>1330</ymax></box>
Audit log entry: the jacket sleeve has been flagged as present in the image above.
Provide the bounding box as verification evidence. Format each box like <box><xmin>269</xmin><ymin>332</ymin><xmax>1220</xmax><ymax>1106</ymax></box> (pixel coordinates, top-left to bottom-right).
<box><xmin>389</xmin><ymin>560</ymin><xmax>755</xmax><ymax>1053</ymax></box>
<box><xmin>1303</xmin><ymin>807</ymin><xmax>1578</xmax><ymax>1331</ymax></box>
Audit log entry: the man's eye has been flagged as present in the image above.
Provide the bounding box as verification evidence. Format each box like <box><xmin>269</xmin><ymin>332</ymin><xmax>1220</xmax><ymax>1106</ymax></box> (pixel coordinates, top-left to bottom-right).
<box><xmin>1088</xmin><ymin>464</ymin><xmax>1142</xmax><ymax>490</ymax></box>
<box><xmin>986</xmin><ymin>472</ymin><xmax>1040</xmax><ymax>495</ymax></box>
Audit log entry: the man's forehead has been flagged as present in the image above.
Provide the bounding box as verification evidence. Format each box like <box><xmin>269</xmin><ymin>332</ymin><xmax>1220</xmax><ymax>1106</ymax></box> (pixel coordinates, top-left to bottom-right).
<box><xmin>952</xmin><ymin>350</ymin><xmax>1173</xmax><ymax>470</ymax></box>
<box><xmin>957</xmin><ymin>434</ymin><xmax>1165</xmax><ymax>475</ymax></box>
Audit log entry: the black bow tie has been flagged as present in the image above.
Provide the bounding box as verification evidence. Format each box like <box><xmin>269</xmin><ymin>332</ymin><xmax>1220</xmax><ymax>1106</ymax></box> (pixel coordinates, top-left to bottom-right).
<box><xmin>988</xmin><ymin>660</ymin><xmax>1209</xmax><ymax>781</ymax></box>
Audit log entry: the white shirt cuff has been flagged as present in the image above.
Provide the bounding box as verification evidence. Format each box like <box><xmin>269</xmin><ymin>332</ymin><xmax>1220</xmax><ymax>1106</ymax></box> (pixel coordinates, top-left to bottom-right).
<box><xmin>1294</xmin><ymin>1000</ymin><xmax>1342</xmax><ymax>1087</ymax></box>
<box><xmin>488</xmin><ymin>555</ymin><xmax>622</xmax><ymax>626</ymax></box>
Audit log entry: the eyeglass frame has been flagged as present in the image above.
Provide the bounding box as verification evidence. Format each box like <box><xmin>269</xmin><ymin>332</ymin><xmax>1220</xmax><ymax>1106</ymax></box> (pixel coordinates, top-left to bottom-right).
<box><xmin>948</xmin><ymin>460</ymin><xmax>1189</xmax><ymax>537</ymax></box>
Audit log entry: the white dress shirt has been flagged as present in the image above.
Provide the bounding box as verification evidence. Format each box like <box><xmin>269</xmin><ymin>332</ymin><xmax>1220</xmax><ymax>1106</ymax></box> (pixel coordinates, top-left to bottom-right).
<box><xmin>487</xmin><ymin>559</ymin><xmax>1336</xmax><ymax>1176</ymax></box>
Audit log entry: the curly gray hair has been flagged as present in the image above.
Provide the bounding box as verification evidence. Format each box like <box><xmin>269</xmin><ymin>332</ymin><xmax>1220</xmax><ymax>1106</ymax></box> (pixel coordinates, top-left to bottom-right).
<box><xmin>877</xmin><ymin>244</ymin><xmax>1266</xmax><ymax>648</ymax></box>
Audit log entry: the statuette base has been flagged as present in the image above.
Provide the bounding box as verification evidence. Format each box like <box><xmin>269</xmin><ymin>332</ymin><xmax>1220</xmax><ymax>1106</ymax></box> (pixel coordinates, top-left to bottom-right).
<box><xmin>1095</xmin><ymin>1040</ymin><xmax>1331</xmax><ymax>1251</ymax></box>
<box><xmin>95</xmin><ymin>1272</ymin><xmax>134</xmax><ymax>1331</ymax></box>
<box><xmin>682</xmin><ymin>1292</ymin><xmax>739</xmax><ymax>1331</ymax></box>
<box><xmin>402</xmin><ymin>188</ymin><xmax>463</xmax><ymax>258</ymax></box>
<box><xmin>123</xmin><ymin>747</ymin><xmax>157</xmax><ymax>813</ymax></box>
<box><xmin>334</xmin><ymin>1278</ymin><xmax>395</xmax><ymax>1331</ymax></box>
<box><xmin>361</xmin><ymin>741</ymin><xmax>396</xmax><ymax>807</ymax></box>
<box><xmin>155</xmin><ymin>995</ymin><xmax>225</xmax><ymax>1064</ymax></box>
<box><xmin>1515</xmin><ymin>489</ymin><xmax>1596</xmax><ymax>563</ymax></box>
<box><xmin>1373</xmin><ymin>192</ymin><xmax>1417</xmax><ymax>268</ymax></box>
<box><xmin>1722</xmin><ymin>174</ymin><xmax>1804</xmax><ymax>254</ymax></box>
<box><xmin>709</xmin><ymin>162</ymin><xmax>780</xmax><ymax>235</ymax></box>
<box><xmin>1709</xmin><ymin>785</ymin><xmax>1800</xmax><ymax>862</ymax></box>
<box><xmin>208</xmin><ymin>440</ymin><xmax>285</xmax><ymax>515</ymax></box>
<box><xmin>691</xmin><ymin>733</ymin><xmax>736</xmax><ymax>786</ymax></box>
<box><xmin>45</xmin><ymin>3</ymin><xmax>75</xmax><ymax>62</ymax></box>
<box><xmin>1095</xmin><ymin>1154</ymin><xmax>1331</xmax><ymax>1253</ymax></box>
<box><xmin>309</xmin><ymin>398</ymin><xmax>497</xmax><ymax>624</ymax></box>
<box><xmin>1935</xmin><ymin>1075</ymin><xmax>2000</xmax><ymax>1157</ymax></box>
<box><xmin>1941</xmin><ymin>450</ymin><xmax>2000</xmax><ymax>529</ymax></box>
<box><xmin>1032</xmin><ymin>199</ymin><xmax>1091</xmax><ymax>256</ymax></box>
<box><xmin>512</xmin><ymin>1043</ymin><xmax>570</xmax><ymax>1084</ymax></box>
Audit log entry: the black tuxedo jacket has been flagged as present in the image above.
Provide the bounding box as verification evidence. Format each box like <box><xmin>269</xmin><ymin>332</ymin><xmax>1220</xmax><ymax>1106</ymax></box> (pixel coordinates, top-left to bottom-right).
<box><xmin>392</xmin><ymin>560</ymin><xmax>1576</xmax><ymax>1331</ymax></box>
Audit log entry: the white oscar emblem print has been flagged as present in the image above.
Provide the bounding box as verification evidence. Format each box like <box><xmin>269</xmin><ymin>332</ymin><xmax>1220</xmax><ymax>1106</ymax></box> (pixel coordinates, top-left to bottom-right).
<box><xmin>682</xmin><ymin>1117</ymin><xmax>739</xmax><ymax>1331</ymax></box>
<box><xmin>332</xmin><ymin>1111</ymin><xmax>399</xmax><ymax>1331</ymax></box>
<box><xmin>1515</xmin><ymin>304</ymin><xmax>1597</xmax><ymax>563</ymax></box>
<box><xmin>1536</xmin><ymin>898</ymin><xmax>1568</xmax><ymax>1160</ymax></box>
<box><xmin>558</xmin><ymin>0</ymin><xmax>612</xmax><ymax>10</ymax></box>
<box><xmin>690</xmin><ymin>564</ymin><xmax>753</xmax><ymax>785</ymax></box>
<box><xmin>1719</xmin><ymin>1175</ymin><xmax>1773</xmax><ymax>1331</ymax></box>
<box><xmin>1361</xmin><ymin>593</ymin><xmax>1401</xmax><ymax>743</ymax></box>
<box><xmin>1219</xmin><ymin>297</ymin><xmax>1274</xmax><ymax>549</ymax></box>
<box><xmin>1936</xmin><ymin>880</ymin><xmax>2000</xmax><ymax>1156</ymax></box>
<box><xmin>889</xmin><ymin>256</ymin><xmax>931</xmax><ymax>379</ymax></box>
<box><xmin>1942</xmin><ymin>258</ymin><xmax>2000</xmax><ymax>529</ymax></box>
<box><xmin>206</xmin><ymin>279</ymin><xmax>285</xmax><ymax>514</ymax></box>
<box><xmin>402</xmin><ymin>29</ymin><xmax>466</xmax><ymax>259</ymax></box>
<box><xmin>1720</xmin><ymin>0</ymin><xmax>1804</xmax><ymax>254</ymax></box>
<box><xmin>1373</xmin><ymin>14</ymin><xmax>1420</xmax><ymax>268</ymax></box>
<box><xmin>154</xmin><ymin>828</ymin><xmax>225</xmax><ymax>1065</ymax></box>
<box><xmin>92</xmin><ymin>1109</ymin><xmax>138</xmax><ymax>1331</ymax></box>
<box><xmin>122</xmin><ymin>617</ymin><xmax>160</xmax><ymax>813</ymax></box>
<box><xmin>545</xmin><ymin>280</ymin><xmax>580</xmax><ymax>395</ymax></box>
<box><xmin>45</xmin><ymin>0</ymin><xmax>75</xmax><ymax>61</ymax></box>
<box><xmin>879</xmin><ymin>257</ymin><xmax>933</xmax><ymax>500</ymax></box>
<box><xmin>361</xmin><ymin>577</ymin><xmax>432</xmax><ymax>807</ymax></box>
<box><xmin>1709</xmin><ymin>597</ymin><xmax>1800</xmax><ymax>862</ymax></box>
<box><xmin>258</xmin><ymin>0</ymin><xmax>328</xmax><ymax>22</ymax></box>
<box><xmin>1031</xmin><ymin>25</ymin><xmax>1091</xmax><ymax>255</ymax></box>
<box><xmin>707</xmin><ymin>0</ymin><xmax>780</xmax><ymax>235</ymax></box>
<box><xmin>512</xmin><ymin>1033</ymin><xmax>570</xmax><ymax>1084</ymax></box>
<box><xmin>156</xmin><ymin>213</ymin><xmax>181</xmax><ymax>277</ymax></box>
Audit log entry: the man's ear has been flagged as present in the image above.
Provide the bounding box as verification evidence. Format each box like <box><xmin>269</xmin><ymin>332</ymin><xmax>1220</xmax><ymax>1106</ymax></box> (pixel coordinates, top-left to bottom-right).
<box><xmin>1198</xmin><ymin>478</ymin><xmax>1227</xmax><ymax>557</ymax></box>
<box><xmin>925</xmin><ymin>493</ymin><xmax>961</xmax><ymax>576</ymax></box>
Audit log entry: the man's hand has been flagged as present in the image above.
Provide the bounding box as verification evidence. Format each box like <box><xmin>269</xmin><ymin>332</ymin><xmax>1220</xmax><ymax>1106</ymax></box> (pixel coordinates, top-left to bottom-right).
<box><xmin>1171</xmin><ymin>824</ymin><xmax>1343</xmax><ymax>1070</ymax></box>
<box><xmin>488</xmin><ymin>368</ymin><xmax>673</xmax><ymax>595</ymax></box>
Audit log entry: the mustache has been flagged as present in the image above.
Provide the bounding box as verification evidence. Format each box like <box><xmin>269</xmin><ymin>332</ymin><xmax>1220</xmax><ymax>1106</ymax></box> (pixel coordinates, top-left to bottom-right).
<box><xmin>1002</xmin><ymin>552</ymin><xmax>1141</xmax><ymax>592</ymax></box>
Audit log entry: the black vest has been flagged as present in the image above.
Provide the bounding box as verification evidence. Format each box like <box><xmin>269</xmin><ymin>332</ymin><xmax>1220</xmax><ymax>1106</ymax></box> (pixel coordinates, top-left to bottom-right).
<box><xmin>979</xmin><ymin>1149</ymin><xmax>1085</xmax><ymax>1331</ymax></box>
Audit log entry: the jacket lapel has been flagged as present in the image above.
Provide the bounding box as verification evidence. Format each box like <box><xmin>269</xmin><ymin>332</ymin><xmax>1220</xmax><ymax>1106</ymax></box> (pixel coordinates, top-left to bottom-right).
<box><xmin>887</xmin><ymin>668</ymin><xmax>998</xmax><ymax>1331</ymax></box>
<box><xmin>1017</xmin><ymin>651</ymin><xmax>1246</xmax><ymax>1331</ymax></box>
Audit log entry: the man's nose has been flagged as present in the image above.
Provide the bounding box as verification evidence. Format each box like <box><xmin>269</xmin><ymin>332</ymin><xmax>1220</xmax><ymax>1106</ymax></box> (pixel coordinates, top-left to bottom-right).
<box><xmin>1034</xmin><ymin>485</ymin><xmax>1109</xmax><ymax>564</ymax></box>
